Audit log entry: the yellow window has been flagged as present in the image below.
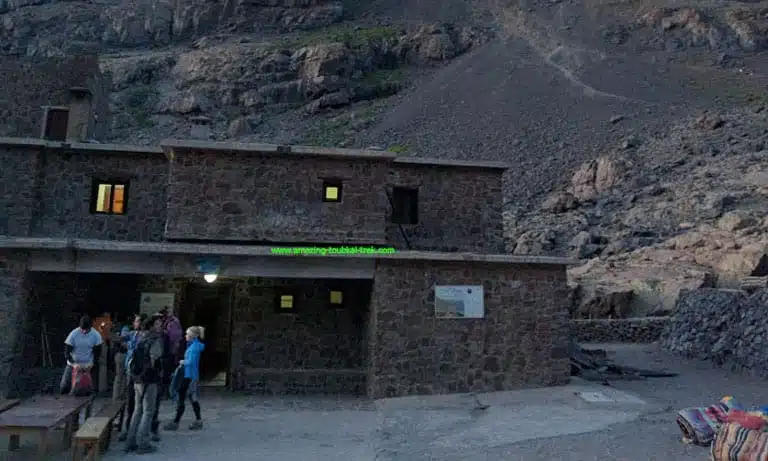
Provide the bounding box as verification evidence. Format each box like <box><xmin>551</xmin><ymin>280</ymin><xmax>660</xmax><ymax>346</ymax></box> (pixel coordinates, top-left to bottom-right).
<box><xmin>112</xmin><ymin>185</ymin><xmax>125</xmax><ymax>214</ymax></box>
<box><xmin>324</xmin><ymin>186</ymin><xmax>339</xmax><ymax>201</ymax></box>
<box><xmin>96</xmin><ymin>184</ymin><xmax>112</xmax><ymax>212</ymax></box>
<box><xmin>280</xmin><ymin>295</ymin><xmax>294</xmax><ymax>309</ymax></box>
<box><xmin>330</xmin><ymin>291</ymin><xmax>343</xmax><ymax>304</ymax></box>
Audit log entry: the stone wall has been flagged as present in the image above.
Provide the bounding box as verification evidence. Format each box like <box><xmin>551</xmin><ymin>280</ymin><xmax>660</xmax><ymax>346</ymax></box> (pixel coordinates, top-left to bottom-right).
<box><xmin>570</xmin><ymin>317</ymin><xmax>670</xmax><ymax>343</ymax></box>
<box><xmin>141</xmin><ymin>276</ymin><xmax>370</xmax><ymax>395</ymax></box>
<box><xmin>0</xmin><ymin>55</ymin><xmax>110</xmax><ymax>140</ymax></box>
<box><xmin>165</xmin><ymin>150</ymin><xmax>391</xmax><ymax>244</ymax></box>
<box><xmin>0</xmin><ymin>253</ymin><xmax>29</xmax><ymax>399</ymax></box>
<box><xmin>29</xmin><ymin>148</ymin><xmax>168</xmax><ymax>241</ymax></box>
<box><xmin>386</xmin><ymin>164</ymin><xmax>505</xmax><ymax>253</ymax></box>
<box><xmin>0</xmin><ymin>146</ymin><xmax>39</xmax><ymax>236</ymax></box>
<box><xmin>367</xmin><ymin>259</ymin><xmax>571</xmax><ymax>399</ymax></box>
<box><xmin>661</xmin><ymin>288</ymin><xmax>768</xmax><ymax>377</ymax></box>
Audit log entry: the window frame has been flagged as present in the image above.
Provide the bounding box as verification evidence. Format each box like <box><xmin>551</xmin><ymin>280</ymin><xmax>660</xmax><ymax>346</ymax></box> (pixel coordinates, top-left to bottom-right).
<box><xmin>90</xmin><ymin>179</ymin><xmax>129</xmax><ymax>215</ymax></box>
<box><xmin>328</xmin><ymin>288</ymin><xmax>346</xmax><ymax>309</ymax></box>
<box><xmin>322</xmin><ymin>179</ymin><xmax>343</xmax><ymax>203</ymax></box>
<box><xmin>391</xmin><ymin>186</ymin><xmax>419</xmax><ymax>225</ymax></box>
<box><xmin>274</xmin><ymin>291</ymin><xmax>298</xmax><ymax>314</ymax></box>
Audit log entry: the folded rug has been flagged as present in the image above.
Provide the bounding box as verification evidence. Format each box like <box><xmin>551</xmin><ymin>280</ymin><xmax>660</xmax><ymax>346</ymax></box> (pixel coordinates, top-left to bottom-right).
<box><xmin>711</xmin><ymin>422</ymin><xmax>768</xmax><ymax>461</ymax></box>
<box><xmin>677</xmin><ymin>402</ymin><xmax>732</xmax><ymax>445</ymax></box>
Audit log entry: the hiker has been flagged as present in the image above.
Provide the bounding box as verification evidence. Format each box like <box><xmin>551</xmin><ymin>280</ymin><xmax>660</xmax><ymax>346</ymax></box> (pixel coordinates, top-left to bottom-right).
<box><xmin>60</xmin><ymin>315</ymin><xmax>102</xmax><ymax>395</ymax></box>
<box><xmin>150</xmin><ymin>313</ymin><xmax>174</xmax><ymax>440</ymax></box>
<box><xmin>159</xmin><ymin>306</ymin><xmax>183</xmax><ymax>396</ymax></box>
<box><xmin>118</xmin><ymin>314</ymin><xmax>146</xmax><ymax>442</ymax></box>
<box><xmin>124</xmin><ymin>316</ymin><xmax>164</xmax><ymax>454</ymax></box>
<box><xmin>164</xmin><ymin>326</ymin><xmax>205</xmax><ymax>431</ymax></box>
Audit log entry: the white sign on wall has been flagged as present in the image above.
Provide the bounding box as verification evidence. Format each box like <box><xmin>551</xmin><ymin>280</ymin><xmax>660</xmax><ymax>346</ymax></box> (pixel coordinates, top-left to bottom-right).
<box><xmin>434</xmin><ymin>285</ymin><xmax>484</xmax><ymax>318</ymax></box>
<box><xmin>139</xmin><ymin>292</ymin><xmax>175</xmax><ymax>316</ymax></box>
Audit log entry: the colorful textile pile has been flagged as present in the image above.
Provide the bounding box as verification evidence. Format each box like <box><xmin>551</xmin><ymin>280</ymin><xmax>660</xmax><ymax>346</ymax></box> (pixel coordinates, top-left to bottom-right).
<box><xmin>676</xmin><ymin>399</ymin><xmax>736</xmax><ymax>445</ymax></box>
<box><xmin>711</xmin><ymin>422</ymin><xmax>768</xmax><ymax>461</ymax></box>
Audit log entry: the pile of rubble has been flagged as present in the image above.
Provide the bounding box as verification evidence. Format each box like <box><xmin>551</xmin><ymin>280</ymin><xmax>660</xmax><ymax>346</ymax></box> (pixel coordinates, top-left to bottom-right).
<box><xmin>569</xmin><ymin>341</ymin><xmax>677</xmax><ymax>382</ymax></box>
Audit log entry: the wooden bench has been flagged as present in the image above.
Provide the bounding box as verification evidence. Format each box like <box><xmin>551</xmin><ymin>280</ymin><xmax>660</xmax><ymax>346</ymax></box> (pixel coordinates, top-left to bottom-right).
<box><xmin>0</xmin><ymin>395</ymin><xmax>93</xmax><ymax>461</ymax></box>
<box><xmin>71</xmin><ymin>417</ymin><xmax>112</xmax><ymax>461</ymax></box>
<box><xmin>97</xmin><ymin>400</ymin><xmax>125</xmax><ymax>451</ymax></box>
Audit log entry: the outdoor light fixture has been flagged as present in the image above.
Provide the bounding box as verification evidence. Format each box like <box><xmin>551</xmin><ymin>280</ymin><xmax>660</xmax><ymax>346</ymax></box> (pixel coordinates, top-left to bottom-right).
<box><xmin>197</xmin><ymin>257</ymin><xmax>221</xmax><ymax>284</ymax></box>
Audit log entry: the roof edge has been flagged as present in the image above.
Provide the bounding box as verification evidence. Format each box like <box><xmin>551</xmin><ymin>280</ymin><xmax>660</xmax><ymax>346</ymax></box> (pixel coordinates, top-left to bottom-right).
<box><xmin>0</xmin><ymin>137</ymin><xmax>163</xmax><ymax>154</ymax></box>
<box><xmin>0</xmin><ymin>238</ymin><xmax>576</xmax><ymax>266</ymax></box>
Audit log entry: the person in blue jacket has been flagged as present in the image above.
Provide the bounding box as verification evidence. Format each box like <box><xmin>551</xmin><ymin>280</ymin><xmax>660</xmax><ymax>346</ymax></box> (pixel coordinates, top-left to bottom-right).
<box><xmin>164</xmin><ymin>326</ymin><xmax>205</xmax><ymax>431</ymax></box>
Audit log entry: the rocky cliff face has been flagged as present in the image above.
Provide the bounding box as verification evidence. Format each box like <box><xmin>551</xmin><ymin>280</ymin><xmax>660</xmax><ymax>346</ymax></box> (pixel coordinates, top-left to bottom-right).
<box><xmin>2</xmin><ymin>0</ymin><xmax>768</xmax><ymax>321</ymax></box>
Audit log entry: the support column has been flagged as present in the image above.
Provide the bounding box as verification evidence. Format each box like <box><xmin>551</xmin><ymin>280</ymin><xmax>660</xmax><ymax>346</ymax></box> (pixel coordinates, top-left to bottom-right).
<box><xmin>0</xmin><ymin>254</ymin><xmax>29</xmax><ymax>399</ymax></box>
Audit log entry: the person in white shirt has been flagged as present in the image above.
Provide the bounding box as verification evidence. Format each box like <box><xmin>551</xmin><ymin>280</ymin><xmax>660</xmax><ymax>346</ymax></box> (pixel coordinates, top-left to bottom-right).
<box><xmin>60</xmin><ymin>316</ymin><xmax>103</xmax><ymax>394</ymax></box>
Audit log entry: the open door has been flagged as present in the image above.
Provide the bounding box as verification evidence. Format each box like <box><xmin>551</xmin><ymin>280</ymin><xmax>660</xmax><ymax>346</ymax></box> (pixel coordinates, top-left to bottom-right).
<box><xmin>182</xmin><ymin>282</ymin><xmax>234</xmax><ymax>387</ymax></box>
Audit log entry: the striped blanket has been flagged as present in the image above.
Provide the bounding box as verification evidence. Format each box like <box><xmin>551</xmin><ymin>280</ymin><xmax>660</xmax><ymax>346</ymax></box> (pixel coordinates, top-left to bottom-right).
<box><xmin>711</xmin><ymin>422</ymin><xmax>768</xmax><ymax>461</ymax></box>
<box><xmin>677</xmin><ymin>402</ymin><xmax>733</xmax><ymax>445</ymax></box>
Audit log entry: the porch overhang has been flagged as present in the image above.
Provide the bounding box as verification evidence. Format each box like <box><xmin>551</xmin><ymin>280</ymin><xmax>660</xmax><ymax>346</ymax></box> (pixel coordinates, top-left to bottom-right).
<box><xmin>0</xmin><ymin>238</ymin><xmax>377</xmax><ymax>279</ymax></box>
<box><xmin>0</xmin><ymin>237</ymin><xmax>576</xmax><ymax>278</ymax></box>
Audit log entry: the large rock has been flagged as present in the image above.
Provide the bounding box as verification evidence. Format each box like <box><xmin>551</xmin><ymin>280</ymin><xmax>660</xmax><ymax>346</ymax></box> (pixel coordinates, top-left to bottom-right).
<box><xmin>574</xmin><ymin>288</ymin><xmax>634</xmax><ymax>319</ymax></box>
<box><xmin>567</xmin><ymin>157</ymin><xmax>623</xmax><ymax>202</ymax></box>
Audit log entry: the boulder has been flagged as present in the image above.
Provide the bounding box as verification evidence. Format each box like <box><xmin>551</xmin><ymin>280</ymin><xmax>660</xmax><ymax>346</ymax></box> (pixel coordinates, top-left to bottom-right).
<box><xmin>541</xmin><ymin>192</ymin><xmax>578</xmax><ymax>213</ymax></box>
<box><xmin>567</xmin><ymin>157</ymin><xmax>622</xmax><ymax>202</ymax></box>
<box><xmin>716</xmin><ymin>210</ymin><xmax>757</xmax><ymax>232</ymax></box>
<box><xmin>575</xmin><ymin>288</ymin><xmax>634</xmax><ymax>319</ymax></box>
<box><xmin>513</xmin><ymin>229</ymin><xmax>556</xmax><ymax>255</ymax></box>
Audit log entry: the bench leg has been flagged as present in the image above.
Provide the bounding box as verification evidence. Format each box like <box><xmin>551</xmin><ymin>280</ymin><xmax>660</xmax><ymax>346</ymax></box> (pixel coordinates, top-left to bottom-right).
<box><xmin>103</xmin><ymin>423</ymin><xmax>113</xmax><ymax>452</ymax></box>
<box><xmin>71</xmin><ymin>441</ymin><xmax>80</xmax><ymax>461</ymax></box>
<box><xmin>64</xmin><ymin>413</ymin><xmax>76</xmax><ymax>448</ymax></box>
<box><xmin>37</xmin><ymin>430</ymin><xmax>49</xmax><ymax>461</ymax></box>
<box><xmin>8</xmin><ymin>434</ymin><xmax>20</xmax><ymax>450</ymax></box>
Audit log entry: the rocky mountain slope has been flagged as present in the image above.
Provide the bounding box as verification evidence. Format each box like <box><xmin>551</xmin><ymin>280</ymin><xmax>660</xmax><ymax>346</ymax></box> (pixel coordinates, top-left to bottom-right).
<box><xmin>2</xmin><ymin>0</ymin><xmax>768</xmax><ymax>318</ymax></box>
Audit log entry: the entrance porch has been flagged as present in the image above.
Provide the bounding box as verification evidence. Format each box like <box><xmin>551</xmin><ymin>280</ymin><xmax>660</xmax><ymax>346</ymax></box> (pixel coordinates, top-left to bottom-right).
<box><xmin>1</xmin><ymin>240</ymin><xmax>374</xmax><ymax>397</ymax></box>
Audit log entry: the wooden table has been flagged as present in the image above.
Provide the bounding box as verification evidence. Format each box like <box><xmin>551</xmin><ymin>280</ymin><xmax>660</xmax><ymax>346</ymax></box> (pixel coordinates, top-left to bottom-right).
<box><xmin>0</xmin><ymin>395</ymin><xmax>94</xmax><ymax>461</ymax></box>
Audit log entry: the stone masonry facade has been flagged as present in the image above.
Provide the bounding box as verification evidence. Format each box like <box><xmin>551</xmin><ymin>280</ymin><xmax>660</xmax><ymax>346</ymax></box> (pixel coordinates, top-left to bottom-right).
<box><xmin>367</xmin><ymin>259</ymin><xmax>572</xmax><ymax>398</ymax></box>
<box><xmin>0</xmin><ymin>253</ymin><xmax>29</xmax><ymax>399</ymax></box>
<box><xmin>165</xmin><ymin>149</ymin><xmax>392</xmax><ymax>244</ymax></box>
<box><xmin>0</xmin><ymin>141</ymin><xmax>506</xmax><ymax>253</ymax></box>
<box><xmin>386</xmin><ymin>163</ymin><xmax>504</xmax><ymax>253</ymax></box>
<box><xmin>0</xmin><ymin>145</ymin><xmax>168</xmax><ymax>241</ymax></box>
<box><xmin>0</xmin><ymin>55</ymin><xmax>110</xmax><ymax>140</ymax></box>
<box><xmin>141</xmin><ymin>276</ymin><xmax>370</xmax><ymax>395</ymax></box>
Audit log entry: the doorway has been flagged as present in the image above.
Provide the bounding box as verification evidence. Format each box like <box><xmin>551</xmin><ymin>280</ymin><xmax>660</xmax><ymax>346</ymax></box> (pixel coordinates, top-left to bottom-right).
<box><xmin>181</xmin><ymin>282</ymin><xmax>234</xmax><ymax>387</ymax></box>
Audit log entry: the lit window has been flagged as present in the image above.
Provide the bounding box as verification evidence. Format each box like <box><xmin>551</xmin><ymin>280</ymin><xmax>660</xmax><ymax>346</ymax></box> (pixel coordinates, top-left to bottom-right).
<box><xmin>280</xmin><ymin>295</ymin><xmax>294</xmax><ymax>309</ymax></box>
<box><xmin>322</xmin><ymin>180</ymin><xmax>342</xmax><ymax>202</ymax></box>
<box><xmin>91</xmin><ymin>180</ymin><xmax>128</xmax><ymax>215</ymax></box>
<box><xmin>330</xmin><ymin>291</ymin><xmax>343</xmax><ymax>305</ymax></box>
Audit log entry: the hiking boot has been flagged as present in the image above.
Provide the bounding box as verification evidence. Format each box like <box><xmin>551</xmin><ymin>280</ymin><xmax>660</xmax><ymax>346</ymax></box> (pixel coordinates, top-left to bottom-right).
<box><xmin>188</xmin><ymin>420</ymin><xmax>203</xmax><ymax>430</ymax></box>
<box><xmin>135</xmin><ymin>444</ymin><xmax>156</xmax><ymax>454</ymax></box>
<box><xmin>151</xmin><ymin>432</ymin><xmax>161</xmax><ymax>442</ymax></box>
<box><xmin>163</xmin><ymin>421</ymin><xmax>179</xmax><ymax>431</ymax></box>
<box><xmin>117</xmin><ymin>433</ymin><xmax>127</xmax><ymax>442</ymax></box>
<box><xmin>124</xmin><ymin>444</ymin><xmax>138</xmax><ymax>453</ymax></box>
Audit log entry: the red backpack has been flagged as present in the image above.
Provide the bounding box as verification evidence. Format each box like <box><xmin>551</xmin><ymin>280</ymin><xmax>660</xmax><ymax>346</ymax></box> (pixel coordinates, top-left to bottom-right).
<box><xmin>70</xmin><ymin>367</ymin><xmax>93</xmax><ymax>397</ymax></box>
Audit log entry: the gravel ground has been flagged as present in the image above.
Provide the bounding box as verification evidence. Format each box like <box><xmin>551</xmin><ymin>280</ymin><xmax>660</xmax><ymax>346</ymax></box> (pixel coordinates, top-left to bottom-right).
<box><xmin>447</xmin><ymin>343</ymin><xmax>768</xmax><ymax>461</ymax></box>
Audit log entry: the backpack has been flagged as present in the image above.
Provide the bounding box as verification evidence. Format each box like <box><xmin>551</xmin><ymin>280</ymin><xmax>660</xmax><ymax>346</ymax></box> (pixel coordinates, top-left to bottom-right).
<box><xmin>70</xmin><ymin>367</ymin><xmax>93</xmax><ymax>396</ymax></box>
<box><xmin>129</xmin><ymin>337</ymin><xmax>156</xmax><ymax>382</ymax></box>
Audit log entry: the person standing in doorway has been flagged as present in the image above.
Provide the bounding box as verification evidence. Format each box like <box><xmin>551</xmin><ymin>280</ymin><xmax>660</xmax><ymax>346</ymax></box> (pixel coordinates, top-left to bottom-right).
<box><xmin>158</xmin><ymin>306</ymin><xmax>183</xmax><ymax>398</ymax></box>
<box><xmin>118</xmin><ymin>314</ymin><xmax>145</xmax><ymax>442</ymax></box>
<box><xmin>61</xmin><ymin>316</ymin><xmax>102</xmax><ymax>395</ymax></box>
<box><xmin>124</xmin><ymin>317</ymin><xmax>164</xmax><ymax>454</ymax></box>
<box><xmin>164</xmin><ymin>326</ymin><xmax>205</xmax><ymax>431</ymax></box>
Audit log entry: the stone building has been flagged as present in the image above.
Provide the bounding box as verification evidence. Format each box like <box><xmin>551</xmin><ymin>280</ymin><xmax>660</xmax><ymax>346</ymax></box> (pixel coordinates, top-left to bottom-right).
<box><xmin>0</xmin><ymin>97</ymin><xmax>572</xmax><ymax>399</ymax></box>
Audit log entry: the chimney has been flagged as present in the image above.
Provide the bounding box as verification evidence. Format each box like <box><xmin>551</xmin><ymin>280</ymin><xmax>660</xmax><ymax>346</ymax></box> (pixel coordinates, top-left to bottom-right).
<box><xmin>67</xmin><ymin>87</ymin><xmax>93</xmax><ymax>142</ymax></box>
<box><xmin>41</xmin><ymin>106</ymin><xmax>70</xmax><ymax>141</ymax></box>
<box><xmin>189</xmin><ymin>116</ymin><xmax>213</xmax><ymax>140</ymax></box>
